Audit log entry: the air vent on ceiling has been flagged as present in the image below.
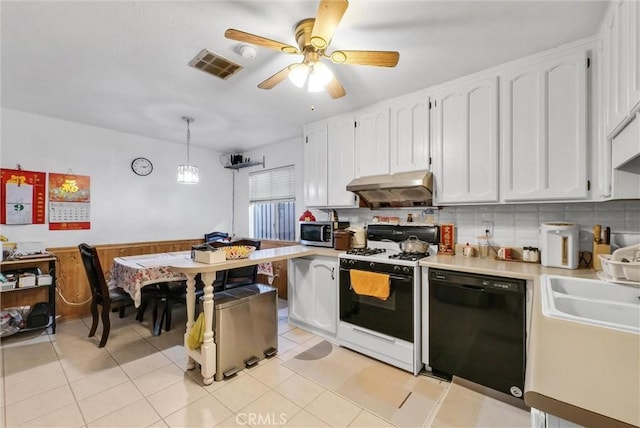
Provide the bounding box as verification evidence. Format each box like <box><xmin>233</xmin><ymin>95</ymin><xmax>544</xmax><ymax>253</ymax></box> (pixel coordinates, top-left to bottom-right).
<box><xmin>188</xmin><ymin>48</ymin><xmax>243</xmax><ymax>80</ymax></box>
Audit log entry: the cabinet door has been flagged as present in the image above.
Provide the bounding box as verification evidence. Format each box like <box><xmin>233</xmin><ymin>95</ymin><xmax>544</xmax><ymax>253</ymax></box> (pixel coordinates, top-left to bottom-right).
<box><xmin>630</xmin><ymin>0</ymin><xmax>640</xmax><ymax>113</ymax></box>
<box><xmin>355</xmin><ymin>107</ymin><xmax>390</xmax><ymax>177</ymax></box>
<box><xmin>303</xmin><ymin>122</ymin><xmax>328</xmax><ymax>207</ymax></box>
<box><xmin>288</xmin><ymin>258</ymin><xmax>313</xmax><ymax>325</ymax></box>
<box><xmin>432</xmin><ymin>76</ymin><xmax>499</xmax><ymax>204</ymax></box>
<box><xmin>327</xmin><ymin>116</ymin><xmax>357</xmax><ymax>207</ymax></box>
<box><xmin>501</xmin><ymin>50</ymin><xmax>588</xmax><ymax>201</ymax></box>
<box><xmin>389</xmin><ymin>94</ymin><xmax>431</xmax><ymax>173</ymax></box>
<box><xmin>603</xmin><ymin>0</ymin><xmax>630</xmax><ymax>136</ymax></box>
<box><xmin>309</xmin><ymin>258</ymin><xmax>337</xmax><ymax>334</ymax></box>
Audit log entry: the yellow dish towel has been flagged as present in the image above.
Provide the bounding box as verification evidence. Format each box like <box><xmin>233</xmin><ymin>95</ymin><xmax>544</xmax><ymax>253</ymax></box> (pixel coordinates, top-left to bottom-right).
<box><xmin>350</xmin><ymin>270</ymin><xmax>391</xmax><ymax>300</ymax></box>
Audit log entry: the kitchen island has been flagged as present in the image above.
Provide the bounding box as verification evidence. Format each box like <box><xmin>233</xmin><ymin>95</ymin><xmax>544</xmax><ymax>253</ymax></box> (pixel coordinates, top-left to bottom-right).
<box><xmin>419</xmin><ymin>255</ymin><xmax>639</xmax><ymax>428</ymax></box>
<box><xmin>169</xmin><ymin>245</ymin><xmax>338</xmax><ymax>385</ymax></box>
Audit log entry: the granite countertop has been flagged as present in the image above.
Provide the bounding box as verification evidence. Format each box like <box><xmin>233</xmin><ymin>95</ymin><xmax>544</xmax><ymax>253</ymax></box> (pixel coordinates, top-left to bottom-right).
<box><xmin>419</xmin><ymin>255</ymin><xmax>640</xmax><ymax>428</ymax></box>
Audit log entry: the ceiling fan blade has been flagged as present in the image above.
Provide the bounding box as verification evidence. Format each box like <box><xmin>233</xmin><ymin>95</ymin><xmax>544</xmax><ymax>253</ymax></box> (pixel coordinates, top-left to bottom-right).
<box><xmin>330</xmin><ymin>50</ymin><xmax>400</xmax><ymax>67</ymax></box>
<box><xmin>257</xmin><ymin>66</ymin><xmax>292</xmax><ymax>90</ymax></box>
<box><xmin>225</xmin><ymin>29</ymin><xmax>299</xmax><ymax>54</ymax></box>
<box><xmin>325</xmin><ymin>75</ymin><xmax>346</xmax><ymax>99</ymax></box>
<box><xmin>310</xmin><ymin>0</ymin><xmax>349</xmax><ymax>50</ymax></box>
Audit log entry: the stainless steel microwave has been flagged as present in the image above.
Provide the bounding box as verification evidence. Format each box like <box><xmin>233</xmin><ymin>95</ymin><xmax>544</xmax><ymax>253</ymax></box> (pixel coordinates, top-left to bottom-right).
<box><xmin>300</xmin><ymin>221</ymin><xmax>350</xmax><ymax>247</ymax></box>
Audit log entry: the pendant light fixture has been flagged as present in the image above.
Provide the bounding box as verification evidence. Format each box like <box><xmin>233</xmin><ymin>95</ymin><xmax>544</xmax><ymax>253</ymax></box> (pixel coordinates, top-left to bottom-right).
<box><xmin>177</xmin><ymin>116</ymin><xmax>199</xmax><ymax>184</ymax></box>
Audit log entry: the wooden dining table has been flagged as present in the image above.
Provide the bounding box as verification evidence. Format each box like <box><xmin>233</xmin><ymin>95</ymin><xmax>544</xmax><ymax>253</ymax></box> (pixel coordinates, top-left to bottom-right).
<box><xmin>168</xmin><ymin>245</ymin><xmax>317</xmax><ymax>385</ymax></box>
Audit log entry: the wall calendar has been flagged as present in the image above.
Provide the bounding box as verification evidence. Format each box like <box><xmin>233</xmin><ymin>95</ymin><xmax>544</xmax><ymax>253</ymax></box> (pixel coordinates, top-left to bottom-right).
<box><xmin>0</xmin><ymin>168</ymin><xmax>47</xmax><ymax>225</ymax></box>
<box><xmin>48</xmin><ymin>173</ymin><xmax>91</xmax><ymax>230</ymax></box>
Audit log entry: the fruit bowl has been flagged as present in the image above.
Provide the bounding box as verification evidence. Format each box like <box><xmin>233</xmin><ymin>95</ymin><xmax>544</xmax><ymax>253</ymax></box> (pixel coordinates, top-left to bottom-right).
<box><xmin>224</xmin><ymin>245</ymin><xmax>256</xmax><ymax>260</ymax></box>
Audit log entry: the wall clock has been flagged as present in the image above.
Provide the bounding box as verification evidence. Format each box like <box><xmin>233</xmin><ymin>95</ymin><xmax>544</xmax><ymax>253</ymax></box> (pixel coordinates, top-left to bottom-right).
<box><xmin>131</xmin><ymin>157</ymin><xmax>153</xmax><ymax>176</ymax></box>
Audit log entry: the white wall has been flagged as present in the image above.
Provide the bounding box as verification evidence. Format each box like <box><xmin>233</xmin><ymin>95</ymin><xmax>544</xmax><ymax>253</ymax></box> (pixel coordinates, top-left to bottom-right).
<box><xmin>0</xmin><ymin>108</ymin><xmax>233</xmax><ymax>247</ymax></box>
<box><xmin>232</xmin><ymin>137</ymin><xmax>303</xmax><ymax>240</ymax></box>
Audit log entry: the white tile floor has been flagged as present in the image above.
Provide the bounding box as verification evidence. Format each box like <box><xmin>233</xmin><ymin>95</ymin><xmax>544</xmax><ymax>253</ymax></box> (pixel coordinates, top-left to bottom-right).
<box><xmin>1</xmin><ymin>301</ymin><xmax>528</xmax><ymax>427</ymax></box>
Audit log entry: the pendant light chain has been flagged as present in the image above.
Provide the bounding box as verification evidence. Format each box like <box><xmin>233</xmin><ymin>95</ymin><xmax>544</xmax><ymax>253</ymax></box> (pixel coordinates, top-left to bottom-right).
<box><xmin>178</xmin><ymin>115</ymin><xmax>199</xmax><ymax>184</ymax></box>
<box><xmin>183</xmin><ymin>116</ymin><xmax>193</xmax><ymax>164</ymax></box>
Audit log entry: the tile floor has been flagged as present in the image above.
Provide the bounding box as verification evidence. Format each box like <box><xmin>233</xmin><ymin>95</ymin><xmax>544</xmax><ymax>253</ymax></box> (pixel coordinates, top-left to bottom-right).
<box><xmin>1</xmin><ymin>300</ymin><xmax>530</xmax><ymax>427</ymax></box>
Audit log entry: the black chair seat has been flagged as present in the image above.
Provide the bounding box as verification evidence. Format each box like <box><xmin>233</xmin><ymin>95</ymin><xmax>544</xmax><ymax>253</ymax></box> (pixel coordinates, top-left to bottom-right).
<box><xmin>109</xmin><ymin>288</ymin><xmax>133</xmax><ymax>303</ymax></box>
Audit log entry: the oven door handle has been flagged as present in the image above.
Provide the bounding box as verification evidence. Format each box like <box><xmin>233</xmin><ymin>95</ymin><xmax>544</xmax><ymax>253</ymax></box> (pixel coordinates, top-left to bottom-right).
<box><xmin>352</xmin><ymin>326</ymin><xmax>396</xmax><ymax>343</ymax></box>
<box><xmin>389</xmin><ymin>275</ymin><xmax>412</xmax><ymax>281</ymax></box>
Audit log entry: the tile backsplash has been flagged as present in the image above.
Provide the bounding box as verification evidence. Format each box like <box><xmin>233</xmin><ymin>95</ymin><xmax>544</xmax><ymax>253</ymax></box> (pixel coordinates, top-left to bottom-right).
<box><xmin>312</xmin><ymin>200</ymin><xmax>640</xmax><ymax>251</ymax></box>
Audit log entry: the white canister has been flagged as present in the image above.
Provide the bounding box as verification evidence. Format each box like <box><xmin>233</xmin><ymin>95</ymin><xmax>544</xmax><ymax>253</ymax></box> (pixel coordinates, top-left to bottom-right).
<box><xmin>540</xmin><ymin>222</ymin><xmax>579</xmax><ymax>269</ymax></box>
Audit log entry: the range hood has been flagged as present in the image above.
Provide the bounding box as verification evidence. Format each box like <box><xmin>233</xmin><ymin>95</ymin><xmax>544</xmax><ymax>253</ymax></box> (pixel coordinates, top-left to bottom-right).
<box><xmin>346</xmin><ymin>170</ymin><xmax>433</xmax><ymax>209</ymax></box>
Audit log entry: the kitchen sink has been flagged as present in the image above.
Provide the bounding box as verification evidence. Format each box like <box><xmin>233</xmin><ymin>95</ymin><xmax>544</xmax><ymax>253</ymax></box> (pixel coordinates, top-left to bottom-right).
<box><xmin>541</xmin><ymin>275</ymin><xmax>640</xmax><ymax>334</ymax></box>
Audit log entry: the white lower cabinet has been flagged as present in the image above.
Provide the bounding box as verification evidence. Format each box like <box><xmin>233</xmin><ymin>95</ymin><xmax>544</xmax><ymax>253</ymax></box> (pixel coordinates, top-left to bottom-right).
<box><xmin>501</xmin><ymin>49</ymin><xmax>589</xmax><ymax>202</ymax></box>
<box><xmin>288</xmin><ymin>256</ymin><xmax>338</xmax><ymax>337</ymax></box>
<box><xmin>531</xmin><ymin>408</ymin><xmax>584</xmax><ymax>428</ymax></box>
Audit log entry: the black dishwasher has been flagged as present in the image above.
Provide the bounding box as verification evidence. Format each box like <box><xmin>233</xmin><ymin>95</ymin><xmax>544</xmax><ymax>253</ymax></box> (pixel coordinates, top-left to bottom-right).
<box><xmin>428</xmin><ymin>268</ymin><xmax>526</xmax><ymax>398</ymax></box>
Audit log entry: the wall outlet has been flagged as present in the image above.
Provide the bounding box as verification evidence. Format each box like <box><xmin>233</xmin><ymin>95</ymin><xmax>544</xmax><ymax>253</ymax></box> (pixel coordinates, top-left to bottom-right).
<box><xmin>481</xmin><ymin>221</ymin><xmax>494</xmax><ymax>238</ymax></box>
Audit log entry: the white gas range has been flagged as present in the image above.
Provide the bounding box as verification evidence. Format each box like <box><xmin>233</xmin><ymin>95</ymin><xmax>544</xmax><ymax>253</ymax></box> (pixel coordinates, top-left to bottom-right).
<box><xmin>337</xmin><ymin>224</ymin><xmax>439</xmax><ymax>375</ymax></box>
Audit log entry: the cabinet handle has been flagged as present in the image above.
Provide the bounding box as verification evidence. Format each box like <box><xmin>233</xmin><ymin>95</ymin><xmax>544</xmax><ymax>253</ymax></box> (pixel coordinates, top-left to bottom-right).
<box><xmin>331</xmin><ymin>267</ymin><xmax>335</xmax><ymax>280</ymax></box>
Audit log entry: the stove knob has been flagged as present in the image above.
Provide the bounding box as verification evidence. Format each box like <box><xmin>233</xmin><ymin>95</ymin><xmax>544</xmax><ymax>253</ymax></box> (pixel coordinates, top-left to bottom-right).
<box><xmin>369</xmin><ymin>262</ymin><xmax>375</xmax><ymax>269</ymax></box>
<box><xmin>349</xmin><ymin>259</ymin><xmax>355</xmax><ymax>266</ymax></box>
<box><xmin>393</xmin><ymin>266</ymin><xmax>401</xmax><ymax>272</ymax></box>
<box><xmin>403</xmin><ymin>267</ymin><xmax>411</xmax><ymax>273</ymax></box>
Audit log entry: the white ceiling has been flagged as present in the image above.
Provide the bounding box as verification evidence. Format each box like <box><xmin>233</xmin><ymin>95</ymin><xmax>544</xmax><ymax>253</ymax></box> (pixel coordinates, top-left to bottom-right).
<box><xmin>1</xmin><ymin>0</ymin><xmax>608</xmax><ymax>154</ymax></box>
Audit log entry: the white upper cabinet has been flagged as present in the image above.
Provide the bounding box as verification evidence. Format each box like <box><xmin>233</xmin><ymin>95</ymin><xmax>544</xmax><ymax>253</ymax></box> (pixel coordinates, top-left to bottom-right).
<box><xmin>303</xmin><ymin>121</ymin><xmax>328</xmax><ymax>207</ymax></box>
<box><xmin>389</xmin><ymin>93</ymin><xmax>431</xmax><ymax>174</ymax></box>
<box><xmin>431</xmin><ymin>76</ymin><xmax>499</xmax><ymax>204</ymax></box>
<box><xmin>501</xmin><ymin>49</ymin><xmax>589</xmax><ymax>202</ymax></box>
<box><xmin>327</xmin><ymin>115</ymin><xmax>358</xmax><ymax>207</ymax></box>
<box><xmin>603</xmin><ymin>0</ymin><xmax>630</xmax><ymax>136</ymax></box>
<box><xmin>629</xmin><ymin>0</ymin><xmax>640</xmax><ymax>113</ymax></box>
<box><xmin>355</xmin><ymin>106</ymin><xmax>390</xmax><ymax>177</ymax></box>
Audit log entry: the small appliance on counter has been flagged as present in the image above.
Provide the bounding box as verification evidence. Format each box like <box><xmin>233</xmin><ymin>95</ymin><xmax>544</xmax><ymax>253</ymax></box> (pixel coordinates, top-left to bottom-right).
<box><xmin>300</xmin><ymin>221</ymin><xmax>349</xmax><ymax>248</ymax></box>
<box><xmin>345</xmin><ymin>226</ymin><xmax>366</xmax><ymax>249</ymax></box>
<box><xmin>540</xmin><ymin>222</ymin><xmax>579</xmax><ymax>269</ymax></box>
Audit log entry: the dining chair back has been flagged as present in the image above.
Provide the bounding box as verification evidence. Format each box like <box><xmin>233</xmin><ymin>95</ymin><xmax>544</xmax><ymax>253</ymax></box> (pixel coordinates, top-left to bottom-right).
<box><xmin>211</xmin><ymin>239</ymin><xmax>262</xmax><ymax>289</ymax></box>
<box><xmin>78</xmin><ymin>243</ymin><xmax>134</xmax><ymax>347</ymax></box>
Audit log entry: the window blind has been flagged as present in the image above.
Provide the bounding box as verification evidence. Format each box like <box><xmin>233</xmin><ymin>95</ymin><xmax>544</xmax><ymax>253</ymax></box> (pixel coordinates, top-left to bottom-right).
<box><xmin>250</xmin><ymin>165</ymin><xmax>295</xmax><ymax>202</ymax></box>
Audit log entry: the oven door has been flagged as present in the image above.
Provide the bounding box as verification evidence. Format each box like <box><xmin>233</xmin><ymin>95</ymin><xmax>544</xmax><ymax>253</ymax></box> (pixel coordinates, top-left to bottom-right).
<box><xmin>339</xmin><ymin>266</ymin><xmax>414</xmax><ymax>342</ymax></box>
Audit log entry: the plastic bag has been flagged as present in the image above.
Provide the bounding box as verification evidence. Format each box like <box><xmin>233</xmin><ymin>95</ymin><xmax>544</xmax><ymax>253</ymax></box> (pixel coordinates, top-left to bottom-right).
<box><xmin>187</xmin><ymin>312</ymin><xmax>206</xmax><ymax>350</ymax></box>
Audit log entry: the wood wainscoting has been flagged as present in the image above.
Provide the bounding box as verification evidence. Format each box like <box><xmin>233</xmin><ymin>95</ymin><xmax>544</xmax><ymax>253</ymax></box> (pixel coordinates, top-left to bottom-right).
<box><xmin>256</xmin><ymin>240</ymin><xmax>297</xmax><ymax>299</ymax></box>
<box><xmin>48</xmin><ymin>239</ymin><xmax>202</xmax><ymax>322</ymax></box>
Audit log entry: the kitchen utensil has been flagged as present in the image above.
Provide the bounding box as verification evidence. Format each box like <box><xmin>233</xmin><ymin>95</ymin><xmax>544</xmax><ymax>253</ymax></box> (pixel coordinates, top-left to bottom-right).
<box><xmin>346</xmin><ymin>226</ymin><xmax>366</xmax><ymax>249</ymax></box>
<box><xmin>399</xmin><ymin>235</ymin><xmax>429</xmax><ymax>254</ymax></box>
<box><xmin>593</xmin><ymin>224</ymin><xmax>602</xmax><ymax>243</ymax></box>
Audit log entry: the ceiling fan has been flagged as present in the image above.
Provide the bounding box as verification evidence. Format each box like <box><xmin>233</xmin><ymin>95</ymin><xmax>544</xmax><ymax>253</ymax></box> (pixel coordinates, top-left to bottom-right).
<box><xmin>224</xmin><ymin>0</ymin><xmax>400</xmax><ymax>99</ymax></box>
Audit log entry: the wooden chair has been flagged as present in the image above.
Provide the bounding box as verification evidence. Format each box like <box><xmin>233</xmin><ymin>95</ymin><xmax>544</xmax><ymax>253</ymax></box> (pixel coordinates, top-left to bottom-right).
<box><xmin>78</xmin><ymin>243</ymin><xmax>134</xmax><ymax>347</ymax></box>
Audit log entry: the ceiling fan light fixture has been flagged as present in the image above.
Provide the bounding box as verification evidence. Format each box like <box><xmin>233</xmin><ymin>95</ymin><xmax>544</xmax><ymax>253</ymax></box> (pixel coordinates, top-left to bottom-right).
<box><xmin>310</xmin><ymin>36</ymin><xmax>328</xmax><ymax>50</ymax></box>
<box><xmin>330</xmin><ymin>50</ymin><xmax>347</xmax><ymax>64</ymax></box>
<box><xmin>288</xmin><ymin>63</ymin><xmax>309</xmax><ymax>88</ymax></box>
<box><xmin>308</xmin><ymin>61</ymin><xmax>333</xmax><ymax>90</ymax></box>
